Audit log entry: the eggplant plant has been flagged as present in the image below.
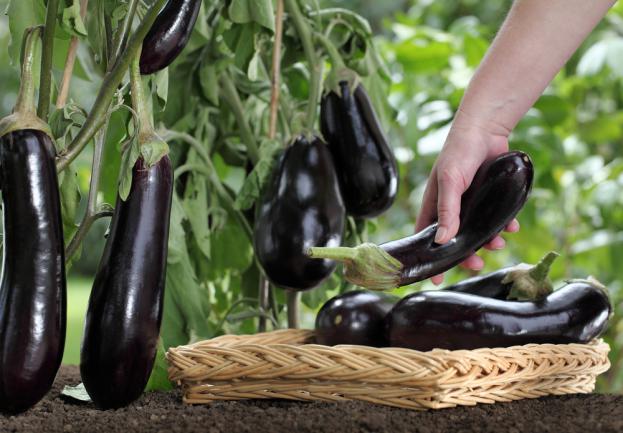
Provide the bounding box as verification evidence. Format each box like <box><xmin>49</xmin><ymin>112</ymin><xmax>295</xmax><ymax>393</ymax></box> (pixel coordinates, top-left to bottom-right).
<box><xmin>1</xmin><ymin>0</ymin><xmax>394</xmax><ymax>404</ymax></box>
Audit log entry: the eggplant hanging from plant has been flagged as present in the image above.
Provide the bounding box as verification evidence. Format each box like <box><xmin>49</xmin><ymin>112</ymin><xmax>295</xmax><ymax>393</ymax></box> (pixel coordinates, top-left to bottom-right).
<box><xmin>0</xmin><ymin>27</ymin><xmax>66</xmax><ymax>413</ymax></box>
<box><xmin>320</xmin><ymin>79</ymin><xmax>399</xmax><ymax>218</ymax></box>
<box><xmin>80</xmin><ymin>52</ymin><xmax>173</xmax><ymax>409</ymax></box>
<box><xmin>308</xmin><ymin>151</ymin><xmax>533</xmax><ymax>290</ymax></box>
<box><xmin>387</xmin><ymin>278</ymin><xmax>612</xmax><ymax>351</ymax></box>
<box><xmin>139</xmin><ymin>0</ymin><xmax>202</xmax><ymax>74</ymax></box>
<box><xmin>253</xmin><ymin>135</ymin><xmax>345</xmax><ymax>291</ymax></box>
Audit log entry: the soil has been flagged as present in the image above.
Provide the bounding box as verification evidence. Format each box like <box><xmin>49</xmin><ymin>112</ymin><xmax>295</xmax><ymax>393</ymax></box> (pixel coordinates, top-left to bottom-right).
<box><xmin>0</xmin><ymin>366</ymin><xmax>621</xmax><ymax>433</ymax></box>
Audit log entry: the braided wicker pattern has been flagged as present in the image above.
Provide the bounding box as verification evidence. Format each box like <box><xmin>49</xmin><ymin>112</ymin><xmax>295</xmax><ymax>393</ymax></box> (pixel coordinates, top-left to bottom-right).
<box><xmin>166</xmin><ymin>329</ymin><xmax>610</xmax><ymax>410</ymax></box>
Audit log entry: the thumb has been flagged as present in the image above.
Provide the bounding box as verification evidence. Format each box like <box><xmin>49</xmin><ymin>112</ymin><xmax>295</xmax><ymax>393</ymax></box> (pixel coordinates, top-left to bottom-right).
<box><xmin>434</xmin><ymin>167</ymin><xmax>467</xmax><ymax>244</ymax></box>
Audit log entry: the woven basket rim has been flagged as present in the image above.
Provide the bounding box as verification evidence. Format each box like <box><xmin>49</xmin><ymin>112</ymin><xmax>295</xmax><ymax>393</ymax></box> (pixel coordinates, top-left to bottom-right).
<box><xmin>166</xmin><ymin>329</ymin><xmax>611</xmax><ymax>411</ymax></box>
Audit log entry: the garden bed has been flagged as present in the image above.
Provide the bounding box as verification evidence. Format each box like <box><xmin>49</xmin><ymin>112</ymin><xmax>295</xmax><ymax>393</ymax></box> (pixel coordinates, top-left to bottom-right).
<box><xmin>0</xmin><ymin>366</ymin><xmax>620</xmax><ymax>433</ymax></box>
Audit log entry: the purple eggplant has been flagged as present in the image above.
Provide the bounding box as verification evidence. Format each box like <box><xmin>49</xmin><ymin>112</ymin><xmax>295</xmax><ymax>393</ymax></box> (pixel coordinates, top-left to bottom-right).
<box><xmin>320</xmin><ymin>81</ymin><xmax>399</xmax><ymax>218</ymax></box>
<box><xmin>253</xmin><ymin>135</ymin><xmax>345</xmax><ymax>291</ymax></box>
<box><xmin>442</xmin><ymin>251</ymin><xmax>559</xmax><ymax>301</ymax></box>
<box><xmin>139</xmin><ymin>0</ymin><xmax>201</xmax><ymax>74</ymax></box>
<box><xmin>0</xmin><ymin>27</ymin><xmax>66</xmax><ymax>414</ymax></box>
<box><xmin>387</xmin><ymin>279</ymin><xmax>612</xmax><ymax>351</ymax></box>
<box><xmin>308</xmin><ymin>151</ymin><xmax>533</xmax><ymax>290</ymax></box>
<box><xmin>80</xmin><ymin>156</ymin><xmax>173</xmax><ymax>409</ymax></box>
<box><xmin>315</xmin><ymin>290</ymin><xmax>397</xmax><ymax>347</ymax></box>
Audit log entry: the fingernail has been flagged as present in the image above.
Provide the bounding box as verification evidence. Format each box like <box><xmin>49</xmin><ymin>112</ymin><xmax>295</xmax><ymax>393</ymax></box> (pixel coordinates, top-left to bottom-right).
<box><xmin>435</xmin><ymin>227</ymin><xmax>447</xmax><ymax>243</ymax></box>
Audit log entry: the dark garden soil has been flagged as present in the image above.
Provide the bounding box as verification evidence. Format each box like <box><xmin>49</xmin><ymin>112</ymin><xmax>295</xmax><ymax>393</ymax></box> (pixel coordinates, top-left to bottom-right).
<box><xmin>0</xmin><ymin>365</ymin><xmax>621</xmax><ymax>433</ymax></box>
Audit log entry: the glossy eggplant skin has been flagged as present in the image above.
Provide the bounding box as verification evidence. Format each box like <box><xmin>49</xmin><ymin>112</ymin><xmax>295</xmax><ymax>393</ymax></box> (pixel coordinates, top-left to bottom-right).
<box><xmin>384</xmin><ymin>151</ymin><xmax>533</xmax><ymax>286</ymax></box>
<box><xmin>442</xmin><ymin>268</ymin><xmax>514</xmax><ymax>299</ymax></box>
<box><xmin>254</xmin><ymin>136</ymin><xmax>345</xmax><ymax>291</ymax></box>
<box><xmin>315</xmin><ymin>290</ymin><xmax>397</xmax><ymax>347</ymax></box>
<box><xmin>320</xmin><ymin>81</ymin><xmax>399</xmax><ymax>218</ymax></box>
<box><xmin>81</xmin><ymin>156</ymin><xmax>173</xmax><ymax>409</ymax></box>
<box><xmin>139</xmin><ymin>0</ymin><xmax>201</xmax><ymax>74</ymax></box>
<box><xmin>387</xmin><ymin>281</ymin><xmax>612</xmax><ymax>352</ymax></box>
<box><xmin>0</xmin><ymin>130</ymin><xmax>66</xmax><ymax>413</ymax></box>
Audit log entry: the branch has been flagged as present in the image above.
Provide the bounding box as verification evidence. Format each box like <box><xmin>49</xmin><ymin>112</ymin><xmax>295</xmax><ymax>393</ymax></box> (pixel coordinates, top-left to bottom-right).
<box><xmin>38</xmin><ymin>0</ymin><xmax>60</xmax><ymax>120</ymax></box>
<box><xmin>260</xmin><ymin>0</ymin><xmax>285</xmax><ymax>332</ymax></box>
<box><xmin>219</xmin><ymin>72</ymin><xmax>260</xmax><ymax>164</ymax></box>
<box><xmin>65</xmin><ymin>125</ymin><xmax>110</xmax><ymax>261</ymax></box>
<box><xmin>284</xmin><ymin>0</ymin><xmax>321</xmax><ymax>132</ymax></box>
<box><xmin>57</xmin><ymin>0</ymin><xmax>90</xmax><ymax>109</ymax></box>
<box><xmin>269</xmin><ymin>0</ymin><xmax>285</xmax><ymax>139</ymax></box>
<box><xmin>56</xmin><ymin>0</ymin><xmax>168</xmax><ymax>172</ymax></box>
<box><xmin>108</xmin><ymin>0</ymin><xmax>140</xmax><ymax>69</ymax></box>
<box><xmin>286</xmin><ymin>291</ymin><xmax>301</xmax><ymax>329</ymax></box>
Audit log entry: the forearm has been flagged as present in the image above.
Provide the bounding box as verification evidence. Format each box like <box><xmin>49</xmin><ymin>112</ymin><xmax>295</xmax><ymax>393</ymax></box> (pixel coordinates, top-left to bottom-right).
<box><xmin>456</xmin><ymin>0</ymin><xmax>616</xmax><ymax>135</ymax></box>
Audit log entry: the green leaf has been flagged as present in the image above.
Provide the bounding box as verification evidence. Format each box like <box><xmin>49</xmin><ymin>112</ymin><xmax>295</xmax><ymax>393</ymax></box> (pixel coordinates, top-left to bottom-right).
<box><xmin>182</xmin><ymin>168</ymin><xmax>212</xmax><ymax>259</ymax></box>
<box><xmin>208</xmin><ymin>218</ymin><xmax>253</xmax><ymax>277</ymax></box>
<box><xmin>145</xmin><ymin>339</ymin><xmax>173</xmax><ymax>391</ymax></box>
<box><xmin>153</xmin><ymin>69</ymin><xmax>169</xmax><ymax>108</ymax></box>
<box><xmin>199</xmin><ymin>63</ymin><xmax>220</xmax><ymax>106</ymax></box>
<box><xmin>100</xmin><ymin>110</ymin><xmax>128</xmax><ymax>204</ymax></box>
<box><xmin>6</xmin><ymin>0</ymin><xmax>46</xmax><ymax>65</ymax></box>
<box><xmin>229</xmin><ymin>0</ymin><xmax>274</xmax><ymax>31</ymax></box>
<box><xmin>235</xmin><ymin>138</ymin><xmax>282</xmax><ymax>210</ymax></box>
<box><xmin>60</xmin><ymin>0</ymin><xmax>88</xmax><ymax>38</ymax></box>
<box><xmin>118</xmin><ymin>136</ymin><xmax>140</xmax><ymax>201</ymax></box>
<box><xmin>58</xmin><ymin>164</ymin><xmax>81</xmax><ymax>255</ymax></box>
<box><xmin>167</xmin><ymin>194</ymin><xmax>188</xmax><ymax>265</ymax></box>
<box><xmin>61</xmin><ymin>383</ymin><xmax>91</xmax><ymax>402</ymax></box>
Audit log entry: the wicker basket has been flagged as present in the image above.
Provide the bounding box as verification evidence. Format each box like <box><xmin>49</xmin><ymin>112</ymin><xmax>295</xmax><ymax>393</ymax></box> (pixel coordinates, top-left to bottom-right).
<box><xmin>166</xmin><ymin>329</ymin><xmax>611</xmax><ymax>410</ymax></box>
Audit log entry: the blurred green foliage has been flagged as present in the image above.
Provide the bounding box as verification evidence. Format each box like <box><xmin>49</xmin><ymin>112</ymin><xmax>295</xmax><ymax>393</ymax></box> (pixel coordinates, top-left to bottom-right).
<box><xmin>0</xmin><ymin>0</ymin><xmax>621</xmax><ymax>393</ymax></box>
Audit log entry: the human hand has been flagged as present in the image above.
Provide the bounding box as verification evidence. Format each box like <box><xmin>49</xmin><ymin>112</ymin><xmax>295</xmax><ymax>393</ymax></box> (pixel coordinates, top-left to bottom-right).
<box><xmin>415</xmin><ymin>119</ymin><xmax>519</xmax><ymax>285</ymax></box>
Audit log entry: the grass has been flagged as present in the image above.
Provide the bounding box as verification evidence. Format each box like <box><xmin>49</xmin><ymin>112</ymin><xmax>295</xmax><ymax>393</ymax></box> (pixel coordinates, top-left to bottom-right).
<box><xmin>63</xmin><ymin>276</ymin><xmax>93</xmax><ymax>365</ymax></box>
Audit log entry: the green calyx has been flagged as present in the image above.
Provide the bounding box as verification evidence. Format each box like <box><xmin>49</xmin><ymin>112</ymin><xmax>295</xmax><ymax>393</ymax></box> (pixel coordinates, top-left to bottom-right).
<box><xmin>0</xmin><ymin>26</ymin><xmax>52</xmax><ymax>139</ymax></box>
<box><xmin>307</xmin><ymin>243</ymin><xmax>402</xmax><ymax>290</ymax></box>
<box><xmin>504</xmin><ymin>251</ymin><xmax>559</xmax><ymax>300</ymax></box>
<box><xmin>130</xmin><ymin>49</ymin><xmax>169</xmax><ymax>166</ymax></box>
<box><xmin>323</xmin><ymin>67</ymin><xmax>361</xmax><ymax>98</ymax></box>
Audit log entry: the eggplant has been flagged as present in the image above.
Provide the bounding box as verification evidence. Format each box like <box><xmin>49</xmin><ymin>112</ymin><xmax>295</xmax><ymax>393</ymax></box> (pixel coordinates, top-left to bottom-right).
<box><xmin>315</xmin><ymin>290</ymin><xmax>397</xmax><ymax>347</ymax></box>
<box><xmin>0</xmin><ymin>27</ymin><xmax>66</xmax><ymax>414</ymax></box>
<box><xmin>80</xmin><ymin>156</ymin><xmax>173</xmax><ymax>409</ymax></box>
<box><xmin>254</xmin><ymin>135</ymin><xmax>345</xmax><ymax>291</ymax></box>
<box><xmin>442</xmin><ymin>251</ymin><xmax>559</xmax><ymax>301</ymax></box>
<box><xmin>81</xmin><ymin>53</ymin><xmax>173</xmax><ymax>409</ymax></box>
<box><xmin>0</xmin><ymin>130</ymin><xmax>66</xmax><ymax>413</ymax></box>
<box><xmin>139</xmin><ymin>0</ymin><xmax>201</xmax><ymax>74</ymax></box>
<box><xmin>320</xmin><ymin>81</ymin><xmax>399</xmax><ymax>218</ymax></box>
<box><xmin>308</xmin><ymin>151</ymin><xmax>533</xmax><ymax>290</ymax></box>
<box><xmin>387</xmin><ymin>279</ymin><xmax>612</xmax><ymax>351</ymax></box>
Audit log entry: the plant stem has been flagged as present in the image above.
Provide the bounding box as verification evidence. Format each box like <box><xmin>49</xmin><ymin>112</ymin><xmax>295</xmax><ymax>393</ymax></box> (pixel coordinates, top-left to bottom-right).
<box><xmin>258</xmin><ymin>0</ymin><xmax>285</xmax><ymax>333</ymax></box>
<box><xmin>56</xmin><ymin>0</ymin><xmax>168</xmax><ymax>172</ymax></box>
<box><xmin>65</xmin><ymin>125</ymin><xmax>110</xmax><ymax>261</ymax></box>
<box><xmin>37</xmin><ymin>0</ymin><xmax>60</xmax><ymax>120</ymax></box>
<box><xmin>56</xmin><ymin>0</ymin><xmax>90</xmax><ymax>109</ymax></box>
<box><xmin>307</xmin><ymin>246</ymin><xmax>358</xmax><ymax>261</ymax></box>
<box><xmin>109</xmin><ymin>0</ymin><xmax>140</xmax><ymax>69</ymax></box>
<box><xmin>286</xmin><ymin>291</ymin><xmax>301</xmax><ymax>329</ymax></box>
<box><xmin>258</xmin><ymin>277</ymin><xmax>270</xmax><ymax>332</ymax></box>
<box><xmin>314</xmin><ymin>32</ymin><xmax>345</xmax><ymax>69</ymax></box>
<box><xmin>219</xmin><ymin>73</ymin><xmax>259</xmax><ymax>164</ymax></box>
<box><xmin>284</xmin><ymin>0</ymin><xmax>321</xmax><ymax>132</ymax></box>
<box><xmin>269</xmin><ymin>0</ymin><xmax>285</xmax><ymax>139</ymax></box>
<box><xmin>129</xmin><ymin>48</ymin><xmax>155</xmax><ymax>140</ymax></box>
<box><xmin>14</xmin><ymin>27</ymin><xmax>43</xmax><ymax>115</ymax></box>
<box><xmin>529</xmin><ymin>251</ymin><xmax>560</xmax><ymax>282</ymax></box>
